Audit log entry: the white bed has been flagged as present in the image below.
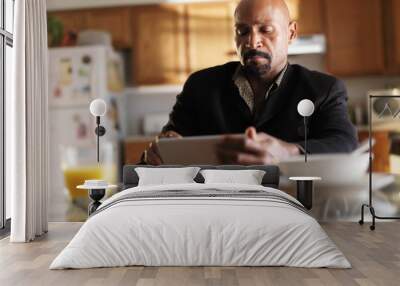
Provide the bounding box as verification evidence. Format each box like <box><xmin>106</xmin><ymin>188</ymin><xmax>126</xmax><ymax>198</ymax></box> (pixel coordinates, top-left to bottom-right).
<box><xmin>50</xmin><ymin>183</ymin><xmax>350</xmax><ymax>269</ymax></box>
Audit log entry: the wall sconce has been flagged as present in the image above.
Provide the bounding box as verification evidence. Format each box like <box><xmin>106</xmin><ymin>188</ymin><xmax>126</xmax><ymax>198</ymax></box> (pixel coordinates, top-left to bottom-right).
<box><xmin>297</xmin><ymin>99</ymin><xmax>315</xmax><ymax>162</ymax></box>
<box><xmin>89</xmin><ymin>99</ymin><xmax>107</xmax><ymax>163</ymax></box>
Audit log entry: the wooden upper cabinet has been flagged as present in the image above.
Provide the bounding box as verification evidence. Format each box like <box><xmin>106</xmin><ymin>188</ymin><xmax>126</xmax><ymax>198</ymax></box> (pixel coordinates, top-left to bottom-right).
<box><xmin>131</xmin><ymin>5</ymin><xmax>187</xmax><ymax>85</ymax></box>
<box><xmin>383</xmin><ymin>0</ymin><xmax>400</xmax><ymax>74</ymax></box>
<box><xmin>394</xmin><ymin>0</ymin><xmax>400</xmax><ymax>71</ymax></box>
<box><xmin>186</xmin><ymin>2</ymin><xmax>237</xmax><ymax>73</ymax></box>
<box><xmin>286</xmin><ymin>0</ymin><xmax>323</xmax><ymax>35</ymax></box>
<box><xmin>86</xmin><ymin>7</ymin><xmax>132</xmax><ymax>49</ymax></box>
<box><xmin>49</xmin><ymin>10</ymin><xmax>88</xmax><ymax>34</ymax></box>
<box><xmin>324</xmin><ymin>0</ymin><xmax>385</xmax><ymax>76</ymax></box>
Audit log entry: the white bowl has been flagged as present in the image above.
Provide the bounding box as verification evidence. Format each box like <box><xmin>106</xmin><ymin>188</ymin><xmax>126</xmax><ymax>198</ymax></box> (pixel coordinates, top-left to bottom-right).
<box><xmin>279</xmin><ymin>153</ymin><xmax>370</xmax><ymax>187</ymax></box>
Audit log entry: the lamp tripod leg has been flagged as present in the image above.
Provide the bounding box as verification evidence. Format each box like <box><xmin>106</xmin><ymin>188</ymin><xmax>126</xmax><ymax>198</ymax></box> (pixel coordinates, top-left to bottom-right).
<box><xmin>359</xmin><ymin>204</ymin><xmax>376</xmax><ymax>230</ymax></box>
<box><xmin>370</xmin><ymin>206</ymin><xmax>376</xmax><ymax>231</ymax></box>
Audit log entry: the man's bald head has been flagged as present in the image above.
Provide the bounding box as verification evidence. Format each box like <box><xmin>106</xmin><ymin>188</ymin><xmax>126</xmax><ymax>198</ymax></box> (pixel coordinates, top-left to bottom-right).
<box><xmin>235</xmin><ymin>0</ymin><xmax>291</xmax><ymax>24</ymax></box>
<box><xmin>234</xmin><ymin>0</ymin><xmax>297</xmax><ymax>80</ymax></box>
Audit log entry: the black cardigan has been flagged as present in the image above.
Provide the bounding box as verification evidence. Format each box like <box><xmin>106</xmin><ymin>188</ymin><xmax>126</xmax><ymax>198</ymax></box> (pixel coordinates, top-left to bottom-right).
<box><xmin>162</xmin><ymin>62</ymin><xmax>358</xmax><ymax>154</ymax></box>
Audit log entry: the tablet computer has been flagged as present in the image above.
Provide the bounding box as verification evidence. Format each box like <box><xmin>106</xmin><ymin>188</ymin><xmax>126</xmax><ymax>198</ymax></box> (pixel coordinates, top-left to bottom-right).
<box><xmin>157</xmin><ymin>135</ymin><xmax>225</xmax><ymax>165</ymax></box>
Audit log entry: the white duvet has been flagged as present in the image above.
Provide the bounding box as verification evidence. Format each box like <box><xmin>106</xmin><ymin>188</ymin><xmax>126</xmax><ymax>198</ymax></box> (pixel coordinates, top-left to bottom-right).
<box><xmin>50</xmin><ymin>183</ymin><xmax>350</xmax><ymax>269</ymax></box>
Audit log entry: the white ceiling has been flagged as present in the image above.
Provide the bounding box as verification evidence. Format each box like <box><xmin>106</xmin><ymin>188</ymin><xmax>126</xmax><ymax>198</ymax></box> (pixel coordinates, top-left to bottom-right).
<box><xmin>46</xmin><ymin>0</ymin><xmax>229</xmax><ymax>11</ymax></box>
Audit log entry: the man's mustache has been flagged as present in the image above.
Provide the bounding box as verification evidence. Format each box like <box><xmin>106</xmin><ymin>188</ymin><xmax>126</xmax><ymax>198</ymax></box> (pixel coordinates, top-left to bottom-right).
<box><xmin>243</xmin><ymin>50</ymin><xmax>272</xmax><ymax>62</ymax></box>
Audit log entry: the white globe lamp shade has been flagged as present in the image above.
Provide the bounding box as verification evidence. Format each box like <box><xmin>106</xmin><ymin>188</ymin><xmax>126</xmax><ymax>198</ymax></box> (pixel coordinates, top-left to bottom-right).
<box><xmin>90</xmin><ymin>99</ymin><xmax>107</xmax><ymax>117</ymax></box>
<box><xmin>297</xmin><ymin>99</ymin><xmax>315</xmax><ymax>117</ymax></box>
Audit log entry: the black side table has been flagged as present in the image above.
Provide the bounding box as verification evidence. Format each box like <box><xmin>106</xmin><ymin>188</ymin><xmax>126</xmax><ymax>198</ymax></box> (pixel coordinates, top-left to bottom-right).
<box><xmin>77</xmin><ymin>180</ymin><xmax>117</xmax><ymax>215</ymax></box>
<box><xmin>289</xmin><ymin>177</ymin><xmax>321</xmax><ymax>210</ymax></box>
<box><xmin>87</xmin><ymin>189</ymin><xmax>106</xmax><ymax>215</ymax></box>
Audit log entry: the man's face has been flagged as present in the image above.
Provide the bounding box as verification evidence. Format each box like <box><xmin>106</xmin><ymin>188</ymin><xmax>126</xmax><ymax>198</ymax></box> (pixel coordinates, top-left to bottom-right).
<box><xmin>234</xmin><ymin>0</ymin><xmax>296</xmax><ymax>79</ymax></box>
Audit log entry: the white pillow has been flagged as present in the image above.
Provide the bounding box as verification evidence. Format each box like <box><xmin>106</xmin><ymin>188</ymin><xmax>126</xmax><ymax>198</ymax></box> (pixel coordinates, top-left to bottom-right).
<box><xmin>200</xmin><ymin>169</ymin><xmax>266</xmax><ymax>185</ymax></box>
<box><xmin>135</xmin><ymin>167</ymin><xmax>200</xmax><ymax>186</ymax></box>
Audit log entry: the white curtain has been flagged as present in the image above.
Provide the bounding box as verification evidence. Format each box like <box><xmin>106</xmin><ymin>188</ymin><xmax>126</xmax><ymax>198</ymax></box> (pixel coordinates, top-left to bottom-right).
<box><xmin>8</xmin><ymin>0</ymin><xmax>49</xmax><ymax>242</ymax></box>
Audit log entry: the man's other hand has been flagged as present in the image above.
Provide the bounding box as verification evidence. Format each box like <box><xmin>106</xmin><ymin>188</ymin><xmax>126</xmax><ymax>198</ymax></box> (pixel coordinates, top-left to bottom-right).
<box><xmin>143</xmin><ymin>131</ymin><xmax>182</xmax><ymax>165</ymax></box>
<box><xmin>216</xmin><ymin>127</ymin><xmax>300</xmax><ymax>165</ymax></box>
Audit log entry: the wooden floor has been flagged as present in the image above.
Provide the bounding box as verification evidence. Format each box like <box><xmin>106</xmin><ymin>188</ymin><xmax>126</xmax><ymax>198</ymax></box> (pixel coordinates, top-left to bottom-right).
<box><xmin>0</xmin><ymin>222</ymin><xmax>399</xmax><ymax>286</ymax></box>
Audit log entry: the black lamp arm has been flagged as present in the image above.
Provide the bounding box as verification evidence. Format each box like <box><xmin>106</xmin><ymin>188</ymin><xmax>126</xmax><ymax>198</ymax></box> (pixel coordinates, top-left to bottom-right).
<box><xmin>304</xmin><ymin>116</ymin><xmax>307</xmax><ymax>162</ymax></box>
<box><xmin>94</xmin><ymin>116</ymin><xmax>106</xmax><ymax>163</ymax></box>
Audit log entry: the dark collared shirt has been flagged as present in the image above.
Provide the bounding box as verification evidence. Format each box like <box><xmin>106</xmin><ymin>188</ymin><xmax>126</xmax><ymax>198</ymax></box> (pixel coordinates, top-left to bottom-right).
<box><xmin>233</xmin><ymin>63</ymin><xmax>288</xmax><ymax>113</ymax></box>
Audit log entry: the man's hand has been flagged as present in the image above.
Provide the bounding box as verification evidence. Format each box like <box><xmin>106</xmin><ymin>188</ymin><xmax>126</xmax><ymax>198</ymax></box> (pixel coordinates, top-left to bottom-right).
<box><xmin>143</xmin><ymin>131</ymin><xmax>182</xmax><ymax>165</ymax></box>
<box><xmin>216</xmin><ymin>127</ymin><xmax>300</xmax><ymax>165</ymax></box>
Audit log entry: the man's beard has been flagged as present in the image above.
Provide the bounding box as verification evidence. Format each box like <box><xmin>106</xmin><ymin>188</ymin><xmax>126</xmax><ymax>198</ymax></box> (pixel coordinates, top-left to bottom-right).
<box><xmin>242</xmin><ymin>49</ymin><xmax>272</xmax><ymax>77</ymax></box>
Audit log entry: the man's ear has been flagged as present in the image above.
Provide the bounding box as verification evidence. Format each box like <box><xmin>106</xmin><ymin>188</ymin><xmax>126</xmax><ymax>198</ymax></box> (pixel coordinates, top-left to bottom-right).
<box><xmin>288</xmin><ymin>21</ymin><xmax>298</xmax><ymax>44</ymax></box>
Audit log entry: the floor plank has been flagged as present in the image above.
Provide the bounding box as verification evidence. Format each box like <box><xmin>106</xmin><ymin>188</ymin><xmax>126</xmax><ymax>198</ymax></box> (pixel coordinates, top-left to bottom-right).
<box><xmin>0</xmin><ymin>222</ymin><xmax>399</xmax><ymax>286</ymax></box>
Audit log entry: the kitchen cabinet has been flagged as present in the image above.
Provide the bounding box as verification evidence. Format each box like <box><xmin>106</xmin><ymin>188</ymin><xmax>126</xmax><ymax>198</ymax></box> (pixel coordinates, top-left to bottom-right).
<box><xmin>186</xmin><ymin>2</ymin><xmax>237</xmax><ymax>73</ymax></box>
<box><xmin>86</xmin><ymin>7</ymin><xmax>132</xmax><ymax>49</ymax></box>
<box><xmin>287</xmin><ymin>0</ymin><xmax>323</xmax><ymax>35</ymax></box>
<box><xmin>394</xmin><ymin>0</ymin><xmax>400</xmax><ymax>72</ymax></box>
<box><xmin>383</xmin><ymin>0</ymin><xmax>400</xmax><ymax>74</ymax></box>
<box><xmin>49</xmin><ymin>10</ymin><xmax>88</xmax><ymax>34</ymax></box>
<box><xmin>131</xmin><ymin>5</ymin><xmax>187</xmax><ymax>85</ymax></box>
<box><xmin>49</xmin><ymin>7</ymin><xmax>132</xmax><ymax>49</ymax></box>
<box><xmin>324</xmin><ymin>0</ymin><xmax>385</xmax><ymax>76</ymax></box>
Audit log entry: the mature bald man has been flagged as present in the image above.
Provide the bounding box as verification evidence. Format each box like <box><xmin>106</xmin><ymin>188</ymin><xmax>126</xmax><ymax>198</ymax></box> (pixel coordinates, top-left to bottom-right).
<box><xmin>142</xmin><ymin>0</ymin><xmax>358</xmax><ymax>165</ymax></box>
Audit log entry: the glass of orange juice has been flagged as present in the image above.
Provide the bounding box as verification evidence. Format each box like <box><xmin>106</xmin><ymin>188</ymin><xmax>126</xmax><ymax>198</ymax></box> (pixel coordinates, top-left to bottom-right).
<box><xmin>61</xmin><ymin>142</ymin><xmax>117</xmax><ymax>202</ymax></box>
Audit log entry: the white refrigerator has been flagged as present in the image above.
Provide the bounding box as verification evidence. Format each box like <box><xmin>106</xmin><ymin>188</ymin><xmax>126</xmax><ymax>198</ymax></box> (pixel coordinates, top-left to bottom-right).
<box><xmin>48</xmin><ymin>45</ymin><xmax>125</xmax><ymax>205</ymax></box>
